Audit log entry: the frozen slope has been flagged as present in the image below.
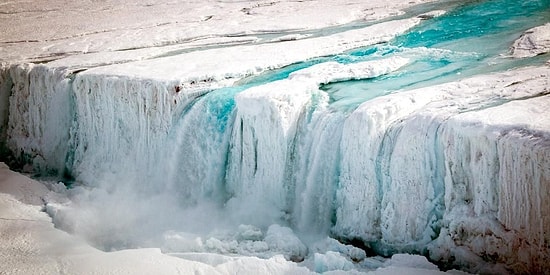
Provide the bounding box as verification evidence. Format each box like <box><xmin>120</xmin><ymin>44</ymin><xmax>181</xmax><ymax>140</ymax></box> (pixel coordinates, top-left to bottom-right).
<box><xmin>0</xmin><ymin>163</ymin><xmax>317</xmax><ymax>275</ymax></box>
<box><xmin>0</xmin><ymin>162</ymin><xmax>452</xmax><ymax>275</ymax></box>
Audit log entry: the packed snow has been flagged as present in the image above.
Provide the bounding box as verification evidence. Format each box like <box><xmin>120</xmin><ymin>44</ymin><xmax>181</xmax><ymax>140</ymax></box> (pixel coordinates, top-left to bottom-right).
<box><xmin>1</xmin><ymin>0</ymin><xmax>549</xmax><ymax>274</ymax></box>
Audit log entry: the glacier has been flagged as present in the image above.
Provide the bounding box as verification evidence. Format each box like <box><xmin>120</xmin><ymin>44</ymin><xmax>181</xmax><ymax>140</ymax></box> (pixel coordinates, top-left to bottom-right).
<box><xmin>1</xmin><ymin>0</ymin><xmax>550</xmax><ymax>274</ymax></box>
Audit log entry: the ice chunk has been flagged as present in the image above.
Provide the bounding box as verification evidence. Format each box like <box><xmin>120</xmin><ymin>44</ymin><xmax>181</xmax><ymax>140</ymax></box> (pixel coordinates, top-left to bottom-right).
<box><xmin>237</xmin><ymin>224</ymin><xmax>264</xmax><ymax>241</ymax></box>
<box><xmin>313</xmin><ymin>251</ymin><xmax>354</xmax><ymax>273</ymax></box>
<box><xmin>162</xmin><ymin>231</ymin><xmax>204</xmax><ymax>252</ymax></box>
<box><xmin>418</xmin><ymin>10</ymin><xmax>447</xmax><ymax>20</ymax></box>
<box><xmin>205</xmin><ymin>237</ymin><xmax>239</xmax><ymax>254</ymax></box>
<box><xmin>310</xmin><ymin>237</ymin><xmax>366</xmax><ymax>262</ymax></box>
<box><xmin>510</xmin><ymin>23</ymin><xmax>550</xmax><ymax>58</ymax></box>
<box><xmin>288</xmin><ymin>57</ymin><xmax>409</xmax><ymax>85</ymax></box>
<box><xmin>264</xmin><ymin>224</ymin><xmax>307</xmax><ymax>262</ymax></box>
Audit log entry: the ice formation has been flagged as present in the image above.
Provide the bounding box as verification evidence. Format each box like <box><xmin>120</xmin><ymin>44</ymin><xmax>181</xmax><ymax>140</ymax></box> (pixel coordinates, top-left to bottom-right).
<box><xmin>1</xmin><ymin>0</ymin><xmax>549</xmax><ymax>274</ymax></box>
<box><xmin>510</xmin><ymin>23</ymin><xmax>550</xmax><ymax>58</ymax></box>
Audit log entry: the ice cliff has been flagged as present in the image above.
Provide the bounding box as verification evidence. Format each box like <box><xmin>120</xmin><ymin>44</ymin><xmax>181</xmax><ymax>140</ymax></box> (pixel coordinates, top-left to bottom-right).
<box><xmin>1</xmin><ymin>8</ymin><xmax>549</xmax><ymax>275</ymax></box>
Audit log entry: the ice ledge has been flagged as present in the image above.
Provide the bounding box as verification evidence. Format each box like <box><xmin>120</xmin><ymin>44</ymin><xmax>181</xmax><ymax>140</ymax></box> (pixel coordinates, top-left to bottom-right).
<box><xmin>77</xmin><ymin>18</ymin><xmax>420</xmax><ymax>89</ymax></box>
<box><xmin>288</xmin><ymin>56</ymin><xmax>410</xmax><ymax>85</ymax></box>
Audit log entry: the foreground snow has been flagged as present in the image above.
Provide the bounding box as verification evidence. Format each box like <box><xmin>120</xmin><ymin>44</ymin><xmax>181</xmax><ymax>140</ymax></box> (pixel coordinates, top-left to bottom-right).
<box><xmin>0</xmin><ymin>163</ymin><xmax>463</xmax><ymax>275</ymax></box>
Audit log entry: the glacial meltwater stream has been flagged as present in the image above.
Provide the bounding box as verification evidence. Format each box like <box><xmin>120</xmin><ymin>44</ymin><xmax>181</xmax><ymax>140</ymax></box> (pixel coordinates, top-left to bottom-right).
<box><xmin>4</xmin><ymin>0</ymin><xmax>549</xmax><ymax>273</ymax></box>
<box><xmin>164</xmin><ymin>0</ymin><xmax>549</xmax><ymax>212</ymax></box>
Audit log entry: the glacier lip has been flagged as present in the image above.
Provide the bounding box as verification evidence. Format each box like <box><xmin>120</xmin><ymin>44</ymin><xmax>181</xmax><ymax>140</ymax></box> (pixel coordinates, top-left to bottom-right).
<box><xmin>76</xmin><ymin>18</ymin><xmax>421</xmax><ymax>88</ymax></box>
<box><xmin>335</xmin><ymin>65</ymin><xmax>550</xmax><ymax>272</ymax></box>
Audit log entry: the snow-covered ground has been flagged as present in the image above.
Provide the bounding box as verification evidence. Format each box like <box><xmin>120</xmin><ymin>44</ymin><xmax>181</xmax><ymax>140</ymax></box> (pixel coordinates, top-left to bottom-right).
<box><xmin>0</xmin><ymin>0</ymin><xmax>432</xmax><ymax>64</ymax></box>
<box><xmin>1</xmin><ymin>0</ymin><xmax>550</xmax><ymax>274</ymax></box>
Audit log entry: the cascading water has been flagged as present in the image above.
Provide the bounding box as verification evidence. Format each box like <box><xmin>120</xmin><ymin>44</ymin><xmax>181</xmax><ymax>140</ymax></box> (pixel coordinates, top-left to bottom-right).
<box><xmin>2</xmin><ymin>0</ymin><xmax>549</xmax><ymax>273</ymax></box>
<box><xmin>154</xmin><ymin>0</ymin><xmax>550</xmax><ymax>237</ymax></box>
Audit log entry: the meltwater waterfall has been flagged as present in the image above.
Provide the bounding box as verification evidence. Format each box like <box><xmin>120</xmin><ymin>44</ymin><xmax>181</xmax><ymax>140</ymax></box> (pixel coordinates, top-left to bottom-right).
<box><xmin>1</xmin><ymin>0</ymin><xmax>549</xmax><ymax>273</ymax></box>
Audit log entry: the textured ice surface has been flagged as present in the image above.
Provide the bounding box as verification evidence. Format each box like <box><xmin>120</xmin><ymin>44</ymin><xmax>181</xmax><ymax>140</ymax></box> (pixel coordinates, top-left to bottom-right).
<box><xmin>0</xmin><ymin>0</ymin><xmax>430</xmax><ymax>64</ymax></box>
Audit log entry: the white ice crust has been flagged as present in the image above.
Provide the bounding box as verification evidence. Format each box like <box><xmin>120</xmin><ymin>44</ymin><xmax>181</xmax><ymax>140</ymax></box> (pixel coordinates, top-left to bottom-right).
<box><xmin>77</xmin><ymin>18</ymin><xmax>420</xmax><ymax>86</ymax></box>
<box><xmin>288</xmin><ymin>57</ymin><xmax>410</xmax><ymax>85</ymax></box>
<box><xmin>0</xmin><ymin>0</ymin><xmax>431</xmax><ymax>63</ymax></box>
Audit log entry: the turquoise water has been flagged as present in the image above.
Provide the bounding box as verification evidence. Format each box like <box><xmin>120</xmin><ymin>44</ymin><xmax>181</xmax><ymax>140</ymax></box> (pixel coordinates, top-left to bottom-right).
<box><xmin>322</xmin><ymin>0</ymin><xmax>550</xmax><ymax>111</ymax></box>
<box><xmin>190</xmin><ymin>0</ymin><xmax>549</xmax><ymax>131</ymax></box>
<box><xmin>396</xmin><ymin>0</ymin><xmax>550</xmax><ymax>51</ymax></box>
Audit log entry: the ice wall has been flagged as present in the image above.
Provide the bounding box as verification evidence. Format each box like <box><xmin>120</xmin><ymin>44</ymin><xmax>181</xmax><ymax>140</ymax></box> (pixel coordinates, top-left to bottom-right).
<box><xmin>224</xmin><ymin>65</ymin><xmax>550</xmax><ymax>272</ymax></box>
<box><xmin>0</xmin><ymin>63</ymin><xmax>11</xmax><ymax>148</ymax></box>
<box><xmin>341</xmin><ymin>68</ymin><xmax>550</xmax><ymax>272</ymax></box>
<box><xmin>2</xmin><ymin>64</ymin><xmax>72</xmax><ymax>174</ymax></box>
<box><xmin>68</xmin><ymin>72</ymin><xmax>181</xmax><ymax>187</ymax></box>
<box><xmin>435</xmin><ymin>96</ymin><xmax>550</xmax><ymax>273</ymax></box>
<box><xmin>222</xmin><ymin>61</ymin><xmax>550</xmax><ymax>272</ymax></box>
<box><xmin>1</xmin><ymin>35</ymin><xmax>549</xmax><ymax>275</ymax></box>
<box><xmin>225</xmin><ymin>57</ymin><xmax>410</xmax><ymax>227</ymax></box>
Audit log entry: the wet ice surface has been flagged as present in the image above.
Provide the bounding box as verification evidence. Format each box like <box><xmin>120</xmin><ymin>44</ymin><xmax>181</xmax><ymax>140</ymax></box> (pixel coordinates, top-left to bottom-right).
<box><xmin>1</xmin><ymin>0</ymin><xmax>550</xmax><ymax>274</ymax></box>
